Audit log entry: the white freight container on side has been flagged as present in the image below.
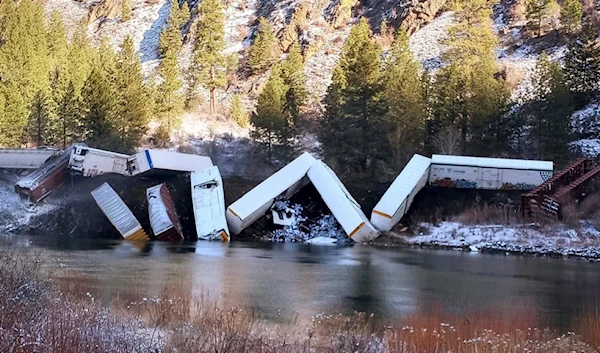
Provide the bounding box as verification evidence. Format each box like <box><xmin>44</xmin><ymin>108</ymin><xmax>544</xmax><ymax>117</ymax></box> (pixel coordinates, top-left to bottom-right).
<box><xmin>429</xmin><ymin>155</ymin><xmax>553</xmax><ymax>190</ymax></box>
<box><xmin>226</xmin><ymin>152</ymin><xmax>317</xmax><ymax>235</ymax></box>
<box><xmin>371</xmin><ymin>154</ymin><xmax>431</xmax><ymax>232</ymax></box>
<box><xmin>127</xmin><ymin>149</ymin><xmax>213</xmax><ymax>176</ymax></box>
<box><xmin>69</xmin><ymin>146</ymin><xmax>130</xmax><ymax>177</ymax></box>
<box><xmin>307</xmin><ymin>161</ymin><xmax>379</xmax><ymax>243</ymax></box>
<box><xmin>0</xmin><ymin>148</ymin><xmax>60</xmax><ymax>169</ymax></box>
<box><xmin>191</xmin><ymin>166</ymin><xmax>230</xmax><ymax>241</ymax></box>
<box><xmin>91</xmin><ymin>182</ymin><xmax>149</xmax><ymax>240</ymax></box>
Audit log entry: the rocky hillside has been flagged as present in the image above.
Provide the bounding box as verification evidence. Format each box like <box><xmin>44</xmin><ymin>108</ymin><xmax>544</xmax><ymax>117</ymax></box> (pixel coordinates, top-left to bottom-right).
<box><xmin>45</xmin><ymin>0</ymin><xmax>600</xmax><ymax>149</ymax></box>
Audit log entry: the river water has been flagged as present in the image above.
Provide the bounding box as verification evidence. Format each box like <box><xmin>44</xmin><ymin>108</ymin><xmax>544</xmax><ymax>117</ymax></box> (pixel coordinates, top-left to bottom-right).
<box><xmin>7</xmin><ymin>236</ymin><xmax>600</xmax><ymax>330</ymax></box>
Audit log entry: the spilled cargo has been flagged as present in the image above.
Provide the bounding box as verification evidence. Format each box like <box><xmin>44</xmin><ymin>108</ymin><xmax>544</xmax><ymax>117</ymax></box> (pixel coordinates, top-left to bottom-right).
<box><xmin>91</xmin><ymin>182</ymin><xmax>148</xmax><ymax>241</ymax></box>
<box><xmin>147</xmin><ymin>184</ymin><xmax>184</xmax><ymax>241</ymax></box>
<box><xmin>191</xmin><ymin>166</ymin><xmax>229</xmax><ymax>241</ymax></box>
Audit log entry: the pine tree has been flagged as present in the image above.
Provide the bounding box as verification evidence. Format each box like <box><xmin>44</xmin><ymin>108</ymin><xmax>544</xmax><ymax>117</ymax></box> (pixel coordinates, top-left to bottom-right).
<box><xmin>178</xmin><ymin>1</ymin><xmax>191</xmax><ymax>30</ymax></box>
<box><xmin>191</xmin><ymin>0</ymin><xmax>227</xmax><ymax>114</ymax></box>
<box><xmin>46</xmin><ymin>11</ymin><xmax>69</xmax><ymax>72</ymax></box>
<box><xmin>27</xmin><ymin>90</ymin><xmax>56</xmax><ymax>147</ymax></box>
<box><xmin>68</xmin><ymin>25</ymin><xmax>94</xmax><ymax>97</ymax></box>
<box><xmin>114</xmin><ymin>36</ymin><xmax>151</xmax><ymax>152</ymax></box>
<box><xmin>121</xmin><ymin>0</ymin><xmax>132</xmax><ymax>22</ymax></box>
<box><xmin>560</xmin><ymin>0</ymin><xmax>583</xmax><ymax>33</ymax></box>
<box><xmin>57</xmin><ymin>82</ymin><xmax>85</xmax><ymax>148</ymax></box>
<box><xmin>231</xmin><ymin>94</ymin><xmax>249</xmax><ymax>127</ymax></box>
<box><xmin>155</xmin><ymin>48</ymin><xmax>185</xmax><ymax>141</ymax></box>
<box><xmin>383</xmin><ymin>27</ymin><xmax>427</xmax><ymax>168</ymax></box>
<box><xmin>433</xmin><ymin>0</ymin><xmax>509</xmax><ymax>154</ymax></box>
<box><xmin>280</xmin><ymin>40</ymin><xmax>307</xmax><ymax>127</ymax></box>
<box><xmin>0</xmin><ymin>0</ymin><xmax>50</xmax><ymax>105</ymax></box>
<box><xmin>248</xmin><ymin>17</ymin><xmax>278</xmax><ymax>73</ymax></box>
<box><xmin>251</xmin><ymin>65</ymin><xmax>290</xmax><ymax>164</ymax></box>
<box><xmin>527</xmin><ymin>0</ymin><xmax>554</xmax><ymax>37</ymax></box>
<box><xmin>0</xmin><ymin>83</ymin><xmax>28</xmax><ymax>148</ymax></box>
<box><xmin>563</xmin><ymin>24</ymin><xmax>600</xmax><ymax>103</ymax></box>
<box><xmin>81</xmin><ymin>68</ymin><xmax>121</xmax><ymax>151</ymax></box>
<box><xmin>158</xmin><ymin>0</ymin><xmax>184</xmax><ymax>57</ymax></box>
<box><xmin>530</xmin><ymin>53</ymin><xmax>574</xmax><ymax>165</ymax></box>
<box><xmin>320</xmin><ymin>18</ymin><xmax>389</xmax><ymax>177</ymax></box>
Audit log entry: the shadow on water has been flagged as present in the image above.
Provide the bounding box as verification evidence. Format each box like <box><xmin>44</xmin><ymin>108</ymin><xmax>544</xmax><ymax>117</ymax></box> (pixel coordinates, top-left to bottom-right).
<box><xmin>6</xmin><ymin>235</ymin><xmax>600</xmax><ymax>331</ymax></box>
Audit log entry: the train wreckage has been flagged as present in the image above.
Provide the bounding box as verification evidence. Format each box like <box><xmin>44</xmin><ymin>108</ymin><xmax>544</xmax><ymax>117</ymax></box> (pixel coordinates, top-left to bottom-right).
<box><xmin>7</xmin><ymin>145</ymin><xmax>599</xmax><ymax>243</ymax></box>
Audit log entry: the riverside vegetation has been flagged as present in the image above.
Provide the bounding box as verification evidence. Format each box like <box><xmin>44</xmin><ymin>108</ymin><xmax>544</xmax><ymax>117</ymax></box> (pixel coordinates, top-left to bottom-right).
<box><xmin>2</xmin><ymin>245</ymin><xmax>600</xmax><ymax>352</ymax></box>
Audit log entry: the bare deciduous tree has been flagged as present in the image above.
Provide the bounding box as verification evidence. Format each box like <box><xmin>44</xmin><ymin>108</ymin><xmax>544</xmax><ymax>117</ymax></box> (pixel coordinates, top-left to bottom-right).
<box><xmin>431</xmin><ymin>128</ymin><xmax>462</xmax><ymax>155</ymax></box>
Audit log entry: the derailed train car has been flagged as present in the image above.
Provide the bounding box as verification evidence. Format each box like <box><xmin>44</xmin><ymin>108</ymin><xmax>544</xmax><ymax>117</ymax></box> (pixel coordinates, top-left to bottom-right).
<box><xmin>91</xmin><ymin>182</ymin><xmax>149</xmax><ymax>241</ymax></box>
<box><xmin>429</xmin><ymin>155</ymin><xmax>553</xmax><ymax>190</ymax></box>
<box><xmin>147</xmin><ymin>184</ymin><xmax>184</xmax><ymax>241</ymax></box>
<box><xmin>191</xmin><ymin>166</ymin><xmax>230</xmax><ymax>241</ymax></box>
<box><xmin>15</xmin><ymin>149</ymin><xmax>71</xmax><ymax>202</ymax></box>
<box><xmin>371</xmin><ymin>154</ymin><xmax>432</xmax><ymax>232</ymax></box>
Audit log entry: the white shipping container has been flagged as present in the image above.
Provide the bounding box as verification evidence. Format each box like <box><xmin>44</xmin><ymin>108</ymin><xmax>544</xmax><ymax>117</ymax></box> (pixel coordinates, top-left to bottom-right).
<box><xmin>69</xmin><ymin>146</ymin><xmax>130</xmax><ymax>177</ymax></box>
<box><xmin>147</xmin><ymin>184</ymin><xmax>184</xmax><ymax>240</ymax></box>
<box><xmin>191</xmin><ymin>166</ymin><xmax>230</xmax><ymax>241</ymax></box>
<box><xmin>307</xmin><ymin>161</ymin><xmax>380</xmax><ymax>243</ymax></box>
<box><xmin>429</xmin><ymin>155</ymin><xmax>553</xmax><ymax>190</ymax></box>
<box><xmin>371</xmin><ymin>154</ymin><xmax>431</xmax><ymax>232</ymax></box>
<box><xmin>91</xmin><ymin>182</ymin><xmax>148</xmax><ymax>241</ymax></box>
<box><xmin>127</xmin><ymin>149</ymin><xmax>213</xmax><ymax>176</ymax></box>
<box><xmin>0</xmin><ymin>148</ymin><xmax>61</xmax><ymax>169</ymax></box>
<box><xmin>226</xmin><ymin>152</ymin><xmax>317</xmax><ymax>235</ymax></box>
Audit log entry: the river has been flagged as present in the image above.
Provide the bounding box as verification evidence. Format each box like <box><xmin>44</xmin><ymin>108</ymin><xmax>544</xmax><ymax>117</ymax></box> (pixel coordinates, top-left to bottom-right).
<box><xmin>6</xmin><ymin>235</ymin><xmax>600</xmax><ymax>330</ymax></box>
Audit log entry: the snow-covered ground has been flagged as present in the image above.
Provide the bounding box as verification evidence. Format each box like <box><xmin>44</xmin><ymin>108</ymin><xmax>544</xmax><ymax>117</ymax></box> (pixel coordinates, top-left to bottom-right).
<box><xmin>44</xmin><ymin>0</ymin><xmax>88</xmax><ymax>34</ymax></box>
<box><xmin>402</xmin><ymin>221</ymin><xmax>600</xmax><ymax>258</ymax></box>
<box><xmin>88</xmin><ymin>0</ymin><xmax>169</xmax><ymax>72</ymax></box>
<box><xmin>223</xmin><ymin>0</ymin><xmax>259</xmax><ymax>55</ymax></box>
<box><xmin>0</xmin><ymin>179</ymin><xmax>56</xmax><ymax>233</ymax></box>
<box><xmin>570</xmin><ymin>103</ymin><xmax>600</xmax><ymax>158</ymax></box>
<box><xmin>409</xmin><ymin>11</ymin><xmax>454</xmax><ymax>72</ymax></box>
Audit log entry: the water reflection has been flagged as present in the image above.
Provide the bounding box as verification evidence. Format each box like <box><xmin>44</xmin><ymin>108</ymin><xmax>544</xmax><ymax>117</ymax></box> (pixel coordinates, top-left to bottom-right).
<box><xmin>9</xmin><ymin>235</ymin><xmax>600</xmax><ymax>330</ymax></box>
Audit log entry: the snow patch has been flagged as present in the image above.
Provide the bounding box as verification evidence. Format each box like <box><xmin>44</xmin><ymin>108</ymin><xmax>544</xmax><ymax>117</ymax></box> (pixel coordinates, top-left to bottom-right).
<box><xmin>409</xmin><ymin>11</ymin><xmax>455</xmax><ymax>72</ymax></box>
<box><xmin>223</xmin><ymin>0</ymin><xmax>259</xmax><ymax>55</ymax></box>
<box><xmin>0</xmin><ymin>179</ymin><xmax>56</xmax><ymax>233</ymax></box>
<box><xmin>87</xmin><ymin>0</ymin><xmax>168</xmax><ymax>68</ymax></box>
<box><xmin>405</xmin><ymin>221</ymin><xmax>600</xmax><ymax>258</ymax></box>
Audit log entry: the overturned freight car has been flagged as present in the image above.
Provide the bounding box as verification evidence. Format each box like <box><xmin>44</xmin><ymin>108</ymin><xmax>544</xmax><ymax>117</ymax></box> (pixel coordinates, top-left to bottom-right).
<box><xmin>127</xmin><ymin>149</ymin><xmax>213</xmax><ymax>176</ymax></box>
<box><xmin>191</xmin><ymin>166</ymin><xmax>229</xmax><ymax>241</ymax></box>
<box><xmin>226</xmin><ymin>153</ymin><xmax>379</xmax><ymax>243</ymax></box>
<box><xmin>0</xmin><ymin>148</ymin><xmax>61</xmax><ymax>170</ymax></box>
<box><xmin>429</xmin><ymin>155</ymin><xmax>553</xmax><ymax>190</ymax></box>
<box><xmin>91</xmin><ymin>182</ymin><xmax>149</xmax><ymax>241</ymax></box>
<box><xmin>147</xmin><ymin>184</ymin><xmax>184</xmax><ymax>241</ymax></box>
<box><xmin>68</xmin><ymin>145</ymin><xmax>130</xmax><ymax>177</ymax></box>
<box><xmin>15</xmin><ymin>149</ymin><xmax>71</xmax><ymax>202</ymax></box>
<box><xmin>371</xmin><ymin>154</ymin><xmax>432</xmax><ymax>232</ymax></box>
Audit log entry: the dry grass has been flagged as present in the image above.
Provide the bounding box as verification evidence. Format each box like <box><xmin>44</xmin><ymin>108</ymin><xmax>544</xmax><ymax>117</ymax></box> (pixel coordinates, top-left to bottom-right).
<box><xmin>458</xmin><ymin>203</ymin><xmax>519</xmax><ymax>225</ymax></box>
<box><xmin>2</xmin><ymin>247</ymin><xmax>600</xmax><ymax>352</ymax></box>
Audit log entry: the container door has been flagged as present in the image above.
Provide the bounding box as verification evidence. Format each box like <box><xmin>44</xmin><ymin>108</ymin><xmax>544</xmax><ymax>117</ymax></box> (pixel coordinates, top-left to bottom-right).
<box><xmin>480</xmin><ymin>168</ymin><xmax>500</xmax><ymax>188</ymax></box>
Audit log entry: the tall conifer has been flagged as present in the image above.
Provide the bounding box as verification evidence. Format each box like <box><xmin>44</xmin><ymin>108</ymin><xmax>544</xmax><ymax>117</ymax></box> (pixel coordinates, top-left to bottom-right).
<box><xmin>191</xmin><ymin>0</ymin><xmax>227</xmax><ymax>114</ymax></box>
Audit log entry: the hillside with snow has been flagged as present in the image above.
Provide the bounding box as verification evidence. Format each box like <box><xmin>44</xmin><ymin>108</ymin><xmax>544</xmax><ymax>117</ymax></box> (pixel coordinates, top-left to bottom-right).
<box><xmin>44</xmin><ymin>0</ymin><xmax>600</xmax><ymax>149</ymax></box>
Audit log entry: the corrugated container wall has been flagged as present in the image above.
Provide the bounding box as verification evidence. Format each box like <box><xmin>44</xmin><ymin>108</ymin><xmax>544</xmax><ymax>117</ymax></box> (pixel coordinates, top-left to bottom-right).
<box><xmin>91</xmin><ymin>182</ymin><xmax>148</xmax><ymax>240</ymax></box>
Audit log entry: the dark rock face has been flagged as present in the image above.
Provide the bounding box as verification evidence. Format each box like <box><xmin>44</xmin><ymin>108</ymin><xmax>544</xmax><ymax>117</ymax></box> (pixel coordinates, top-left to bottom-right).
<box><xmin>362</xmin><ymin>0</ymin><xmax>447</xmax><ymax>35</ymax></box>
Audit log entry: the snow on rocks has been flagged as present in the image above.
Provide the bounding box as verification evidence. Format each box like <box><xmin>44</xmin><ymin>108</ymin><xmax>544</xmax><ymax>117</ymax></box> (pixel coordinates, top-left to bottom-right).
<box><xmin>0</xmin><ymin>179</ymin><xmax>56</xmax><ymax>233</ymax></box>
<box><xmin>44</xmin><ymin>0</ymin><xmax>88</xmax><ymax>34</ymax></box>
<box><xmin>223</xmin><ymin>0</ymin><xmax>259</xmax><ymax>55</ymax></box>
<box><xmin>570</xmin><ymin>139</ymin><xmax>600</xmax><ymax>159</ymax></box>
<box><xmin>404</xmin><ymin>221</ymin><xmax>600</xmax><ymax>259</ymax></box>
<box><xmin>408</xmin><ymin>11</ymin><xmax>454</xmax><ymax>72</ymax></box>
<box><xmin>498</xmin><ymin>44</ymin><xmax>567</xmax><ymax>104</ymax></box>
<box><xmin>570</xmin><ymin>103</ymin><xmax>600</xmax><ymax>138</ymax></box>
<box><xmin>87</xmin><ymin>0</ymin><xmax>168</xmax><ymax>69</ymax></box>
